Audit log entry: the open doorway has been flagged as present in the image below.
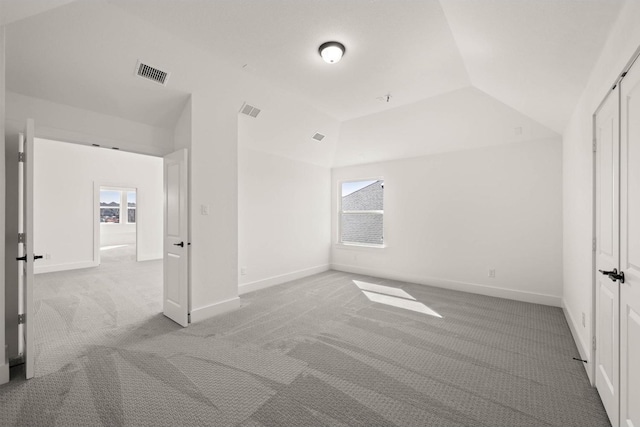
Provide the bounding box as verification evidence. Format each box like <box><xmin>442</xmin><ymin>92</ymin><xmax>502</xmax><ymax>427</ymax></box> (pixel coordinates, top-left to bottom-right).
<box><xmin>98</xmin><ymin>186</ymin><xmax>138</xmax><ymax>264</ymax></box>
<box><xmin>26</xmin><ymin>137</ymin><xmax>166</xmax><ymax>377</ymax></box>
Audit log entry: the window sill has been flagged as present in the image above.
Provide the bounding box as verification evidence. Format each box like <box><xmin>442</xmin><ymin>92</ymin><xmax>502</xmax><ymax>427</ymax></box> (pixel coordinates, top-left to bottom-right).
<box><xmin>334</xmin><ymin>242</ymin><xmax>386</xmax><ymax>250</ymax></box>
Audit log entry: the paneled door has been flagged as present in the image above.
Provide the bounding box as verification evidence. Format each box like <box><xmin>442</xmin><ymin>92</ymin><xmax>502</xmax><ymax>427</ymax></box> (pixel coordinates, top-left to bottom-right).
<box><xmin>619</xmin><ymin>57</ymin><xmax>640</xmax><ymax>427</ymax></box>
<box><xmin>163</xmin><ymin>149</ymin><xmax>189</xmax><ymax>327</ymax></box>
<box><xmin>594</xmin><ymin>88</ymin><xmax>620</xmax><ymax>427</ymax></box>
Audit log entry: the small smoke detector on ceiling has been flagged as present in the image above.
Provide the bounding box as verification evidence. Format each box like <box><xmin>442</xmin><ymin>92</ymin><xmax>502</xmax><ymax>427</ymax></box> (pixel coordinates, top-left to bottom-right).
<box><xmin>311</xmin><ymin>132</ymin><xmax>326</xmax><ymax>142</ymax></box>
<box><xmin>135</xmin><ymin>60</ymin><xmax>170</xmax><ymax>86</ymax></box>
<box><xmin>239</xmin><ymin>102</ymin><xmax>261</xmax><ymax>118</ymax></box>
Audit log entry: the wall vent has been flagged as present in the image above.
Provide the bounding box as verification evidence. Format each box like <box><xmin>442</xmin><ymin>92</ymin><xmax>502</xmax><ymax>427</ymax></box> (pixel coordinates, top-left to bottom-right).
<box><xmin>311</xmin><ymin>132</ymin><xmax>325</xmax><ymax>142</ymax></box>
<box><xmin>239</xmin><ymin>102</ymin><xmax>261</xmax><ymax>118</ymax></box>
<box><xmin>135</xmin><ymin>60</ymin><xmax>170</xmax><ymax>86</ymax></box>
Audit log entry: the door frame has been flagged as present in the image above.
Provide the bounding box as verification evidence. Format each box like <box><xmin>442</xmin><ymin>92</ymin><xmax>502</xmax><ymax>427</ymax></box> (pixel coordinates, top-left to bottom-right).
<box><xmin>22</xmin><ymin>136</ymin><xmax>188</xmax><ymax>378</ymax></box>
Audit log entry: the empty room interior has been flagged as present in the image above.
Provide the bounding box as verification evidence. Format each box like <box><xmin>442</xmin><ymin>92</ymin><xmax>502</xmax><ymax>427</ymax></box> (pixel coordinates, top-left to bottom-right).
<box><xmin>1</xmin><ymin>0</ymin><xmax>639</xmax><ymax>426</ymax></box>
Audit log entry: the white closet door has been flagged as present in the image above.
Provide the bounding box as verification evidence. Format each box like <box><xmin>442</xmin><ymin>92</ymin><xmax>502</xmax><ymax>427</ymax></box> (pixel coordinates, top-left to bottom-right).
<box><xmin>594</xmin><ymin>89</ymin><xmax>620</xmax><ymax>427</ymax></box>
<box><xmin>619</xmin><ymin>58</ymin><xmax>640</xmax><ymax>427</ymax></box>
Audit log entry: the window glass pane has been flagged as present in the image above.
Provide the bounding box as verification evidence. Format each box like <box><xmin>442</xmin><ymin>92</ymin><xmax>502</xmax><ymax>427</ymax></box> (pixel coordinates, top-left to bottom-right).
<box><xmin>128</xmin><ymin>208</ymin><xmax>136</xmax><ymax>223</ymax></box>
<box><xmin>127</xmin><ymin>191</ymin><xmax>136</xmax><ymax>207</ymax></box>
<box><xmin>100</xmin><ymin>208</ymin><xmax>120</xmax><ymax>223</ymax></box>
<box><xmin>100</xmin><ymin>190</ymin><xmax>121</xmax><ymax>207</ymax></box>
<box><xmin>341</xmin><ymin>180</ymin><xmax>384</xmax><ymax>211</ymax></box>
<box><xmin>341</xmin><ymin>213</ymin><xmax>383</xmax><ymax>245</ymax></box>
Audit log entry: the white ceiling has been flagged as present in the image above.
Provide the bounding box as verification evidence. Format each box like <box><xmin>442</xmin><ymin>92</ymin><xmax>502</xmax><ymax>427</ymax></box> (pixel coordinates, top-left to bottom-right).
<box><xmin>1</xmin><ymin>0</ymin><xmax>626</xmax><ymax>167</ymax></box>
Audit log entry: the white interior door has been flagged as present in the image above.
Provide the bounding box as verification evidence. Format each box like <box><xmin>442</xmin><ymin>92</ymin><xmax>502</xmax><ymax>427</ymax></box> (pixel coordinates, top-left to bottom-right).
<box><xmin>19</xmin><ymin>119</ymin><xmax>36</xmax><ymax>379</ymax></box>
<box><xmin>594</xmin><ymin>89</ymin><xmax>620</xmax><ymax>427</ymax></box>
<box><xmin>619</xmin><ymin>57</ymin><xmax>640</xmax><ymax>427</ymax></box>
<box><xmin>163</xmin><ymin>149</ymin><xmax>189</xmax><ymax>327</ymax></box>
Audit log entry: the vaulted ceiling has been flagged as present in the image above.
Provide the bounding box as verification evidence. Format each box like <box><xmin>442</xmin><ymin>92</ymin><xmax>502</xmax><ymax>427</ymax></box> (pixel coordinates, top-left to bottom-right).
<box><xmin>1</xmin><ymin>0</ymin><xmax>625</xmax><ymax>167</ymax></box>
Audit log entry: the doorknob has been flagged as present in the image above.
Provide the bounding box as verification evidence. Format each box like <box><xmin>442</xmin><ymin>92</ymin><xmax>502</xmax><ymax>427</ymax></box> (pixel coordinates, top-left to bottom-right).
<box><xmin>34</xmin><ymin>255</ymin><xmax>43</xmax><ymax>261</ymax></box>
<box><xmin>16</xmin><ymin>256</ymin><xmax>27</xmax><ymax>262</ymax></box>
<box><xmin>173</xmin><ymin>242</ymin><xmax>184</xmax><ymax>247</ymax></box>
<box><xmin>598</xmin><ymin>268</ymin><xmax>625</xmax><ymax>283</ymax></box>
<box><xmin>609</xmin><ymin>271</ymin><xmax>625</xmax><ymax>283</ymax></box>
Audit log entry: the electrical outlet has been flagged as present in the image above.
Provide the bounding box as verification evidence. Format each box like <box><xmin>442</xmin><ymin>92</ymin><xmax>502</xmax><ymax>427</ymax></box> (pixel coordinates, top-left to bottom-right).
<box><xmin>240</xmin><ymin>267</ymin><xmax>247</xmax><ymax>276</ymax></box>
<box><xmin>201</xmin><ymin>205</ymin><xmax>209</xmax><ymax>215</ymax></box>
<box><xmin>488</xmin><ymin>269</ymin><xmax>496</xmax><ymax>278</ymax></box>
<box><xmin>582</xmin><ymin>312</ymin><xmax>586</xmax><ymax>327</ymax></box>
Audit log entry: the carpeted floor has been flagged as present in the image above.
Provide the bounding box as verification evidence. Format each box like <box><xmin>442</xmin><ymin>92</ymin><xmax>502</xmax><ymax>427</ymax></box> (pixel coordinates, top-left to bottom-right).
<box><xmin>0</xmin><ymin>249</ymin><xmax>609</xmax><ymax>426</ymax></box>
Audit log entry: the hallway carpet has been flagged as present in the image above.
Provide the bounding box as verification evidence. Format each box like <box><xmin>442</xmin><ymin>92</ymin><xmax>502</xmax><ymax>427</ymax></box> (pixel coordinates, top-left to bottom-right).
<box><xmin>0</xmin><ymin>257</ymin><xmax>609</xmax><ymax>426</ymax></box>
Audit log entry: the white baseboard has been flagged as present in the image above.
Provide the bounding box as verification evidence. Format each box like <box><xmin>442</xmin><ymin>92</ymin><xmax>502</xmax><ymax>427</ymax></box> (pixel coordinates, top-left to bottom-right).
<box><xmin>0</xmin><ymin>362</ymin><xmax>9</xmax><ymax>385</ymax></box>
<box><xmin>190</xmin><ymin>297</ymin><xmax>241</xmax><ymax>323</ymax></box>
<box><xmin>137</xmin><ymin>253</ymin><xmax>162</xmax><ymax>262</ymax></box>
<box><xmin>239</xmin><ymin>264</ymin><xmax>330</xmax><ymax>295</ymax></box>
<box><xmin>330</xmin><ymin>263</ymin><xmax>562</xmax><ymax>307</ymax></box>
<box><xmin>562</xmin><ymin>299</ymin><xmax>594</xmax><ymax>384</ymax></box>
<box><xmin>35</xmin><ymin>260</ymin><xmax>98</xmax><ymax>275</ymax></box>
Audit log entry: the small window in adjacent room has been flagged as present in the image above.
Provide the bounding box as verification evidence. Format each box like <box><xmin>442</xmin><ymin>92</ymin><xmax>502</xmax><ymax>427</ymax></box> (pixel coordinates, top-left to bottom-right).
<box><xmin>340</xmin><ymin>179</ymin><xmax>384</xmax><ymax>246</ymax></box>
<box><xmin>127</xmin><ymin>191</ymin><xmax>136</xmax><ymax>224</ymax></box>
<box><xmin>100</xmin><ymin>190</ymin><xmax>121</xmax><ymax>223</ymax></box>
<box><xmin>100</xmin><ymin>188</ymin><xmax>137</xmax><ymax>224</ymax></box>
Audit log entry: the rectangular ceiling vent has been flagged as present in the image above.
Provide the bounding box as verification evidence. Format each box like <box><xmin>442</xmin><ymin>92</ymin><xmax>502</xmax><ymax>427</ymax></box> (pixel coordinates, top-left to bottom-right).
<box><xmin>239</xmin><ymin>102</ymin><xmax>261</xmax><ymax>118</ymax></box>
<box><xmin>135</xmin><ymin>60</ymin><xmax>170</xmax><ymax>86</ymax></box>
<box><xmin>312</xmin><ymin>132</ymin><xmax>326</xmax><ymax>142</ymax></box>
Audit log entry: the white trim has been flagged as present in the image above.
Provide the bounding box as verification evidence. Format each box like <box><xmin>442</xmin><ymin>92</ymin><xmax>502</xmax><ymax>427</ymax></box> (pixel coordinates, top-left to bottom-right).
<box><xmin>239</xmin><ymin>264</ymin><xmax>329</xmax><ymax>295</ymax></box>
<box><xmin>137</xmin><ymin>252</ymin><xmax>162</xmax><ymax>262</ymax></box>
<box><xmin>334</xmin><ymin>243</ymin><xmax>386</xmax><ymax>250</ymax></box>
<box><xmin>330</xmin><ymin>263</ymin><xmax>562</xmax><ymax>307</ymax></box>
<box><xmin>562</xmin><ymin>300</ymin><xmax>594</xmax><ymax>384</ymax></box>
<box><xmin>189</xmin><ymin>297</ymin><xmax>241</xmax><ymax>323</ymax></box>
<box><xmin>35</xmin><ymin>260</ymin><xmax>98</xmax><ymax>275</ymax></box>
<box><xmin>0</xmin><ymin>361</ymin><xmax>8</xmax><ymax>385</ymax></box>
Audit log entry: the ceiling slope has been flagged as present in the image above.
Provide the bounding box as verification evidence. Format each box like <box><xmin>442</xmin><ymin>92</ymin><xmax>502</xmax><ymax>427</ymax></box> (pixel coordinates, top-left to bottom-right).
<box><xmin>440</xmin><ymin>0</ymin><xmax>623</xmax><ymax>133</ymax></box>
<box><xmin>334</xmin><ymin>86</ymin><xmax>559</xmax><ymax>167</ymax></box>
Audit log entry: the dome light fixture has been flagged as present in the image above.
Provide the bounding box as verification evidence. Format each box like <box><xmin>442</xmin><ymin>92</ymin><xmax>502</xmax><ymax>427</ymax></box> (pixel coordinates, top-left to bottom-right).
<box><xmin>319</xmin><ymin>41</ymin><xmax>345</xmax><ymax>64</ymax></box>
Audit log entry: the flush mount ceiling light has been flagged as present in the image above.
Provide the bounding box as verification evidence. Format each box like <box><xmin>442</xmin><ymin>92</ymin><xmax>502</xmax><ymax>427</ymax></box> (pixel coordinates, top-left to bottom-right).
<box><xmin>319</xmin><ymin>41</ymin><xmax>345</xmax><ymax>64</ymax></box>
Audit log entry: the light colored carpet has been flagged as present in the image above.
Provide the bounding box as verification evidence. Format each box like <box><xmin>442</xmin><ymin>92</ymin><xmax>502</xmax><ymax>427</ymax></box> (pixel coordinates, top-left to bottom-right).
<box><xmin>0</xmin><ymin>253</ymin><xmax>609</xmax><ymax>426</ymax></box>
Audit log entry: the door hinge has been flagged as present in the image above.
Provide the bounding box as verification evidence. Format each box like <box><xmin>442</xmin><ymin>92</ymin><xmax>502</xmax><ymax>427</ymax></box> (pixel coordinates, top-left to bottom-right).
<box><xmin>18</xmin><ymin>152</ymin><xmax>25</xmax><ymax>162</ymax></box>
<box><xmin>592</xmin><ymin>238</ymin><xmax>596</xmax><ymax>251</ymax></box>
<box><xmin>592</xmin><ymin>335</ymin><xmax>596</xmax><ymax>351</ymax></box>
<box><xmin>18</xmin><ymin>314</ymin><xmax>25</xmax><ymax>325</ymax></box>
<box><xmin>593</xmin><ymin>140</ymin><xmax>597</xmax><ymax>152</ymax></box>
<box><xmin>18</xmin><ymin>233</ymin><xmax>25</xmax><ymax>244</ymax></box>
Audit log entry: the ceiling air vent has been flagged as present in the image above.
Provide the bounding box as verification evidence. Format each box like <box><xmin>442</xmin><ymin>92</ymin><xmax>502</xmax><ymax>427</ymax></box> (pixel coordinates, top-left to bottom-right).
<box><xmin>311</xmin><ymin>132</ymin><xmax>325</xmax><ymax>142</ymax></box>
<box><xmin>135</xmin><ymin>60</ymin><xmax>170</xmax><ymax>86</ymax></box>
<box><xmin>239</xmin><ymin>102</ymin><xmax>261</xmax><ymax>118</ymax></box>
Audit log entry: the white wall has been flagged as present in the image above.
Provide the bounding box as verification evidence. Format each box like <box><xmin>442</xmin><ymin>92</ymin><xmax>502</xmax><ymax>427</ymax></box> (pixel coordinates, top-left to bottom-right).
<box><xmin>562</xmin><ymin>0</ymin><xmax>640</xmax><ymax>382</ymax></box>
<box><xmin>0</xmin><ymin>26</ymin><xmax>9</xmax><ymax>385</ymax></box>
<box><xmin>34</xmin><ymin>138</ymin><xmax>163</xmax><ymax>273</ymax></box>
<box><xmin>101</xmin><ymin>222</ymin><xmax>136</xmax><ymax>247</ymax></box>
<box><xmin>332</xmin><ymin>138</ymin><xmax>563</xmax><ymax>306</ymax></box>
<box><xmin>238</xmin><ymin>146</ymin><xmax>331</xmax><ymax>294</ymax></box>
<box><xmin>5</xmin><ymin>91</ymin><xmax>174</xmax><ymax>156</ymax></box>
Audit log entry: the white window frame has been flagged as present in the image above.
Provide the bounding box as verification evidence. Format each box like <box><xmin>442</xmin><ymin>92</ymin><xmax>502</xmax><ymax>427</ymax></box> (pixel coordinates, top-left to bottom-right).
<box><xmin>338</xmin><ymin>178</ymin><xmax>385</xmax><ymax>248</ymax></box>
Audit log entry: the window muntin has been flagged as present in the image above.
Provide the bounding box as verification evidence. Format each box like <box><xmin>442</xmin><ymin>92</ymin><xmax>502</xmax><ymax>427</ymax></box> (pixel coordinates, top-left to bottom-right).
<box><xmin>340</xmin><ymin>179</ymin><xmax>384</xmax><ymax>246</ymax></box>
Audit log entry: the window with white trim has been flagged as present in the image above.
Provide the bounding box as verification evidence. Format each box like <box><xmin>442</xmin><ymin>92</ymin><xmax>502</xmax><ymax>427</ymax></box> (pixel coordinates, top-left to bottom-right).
<box><xmin>340</xmin><ymin>179</ymin><xmax>384</xmax><ymax>245</ymax></box>
<box><xmin>100</xmin><ymin>189</ymin><xmax>136</xmax><ymax>224</ymax></box>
